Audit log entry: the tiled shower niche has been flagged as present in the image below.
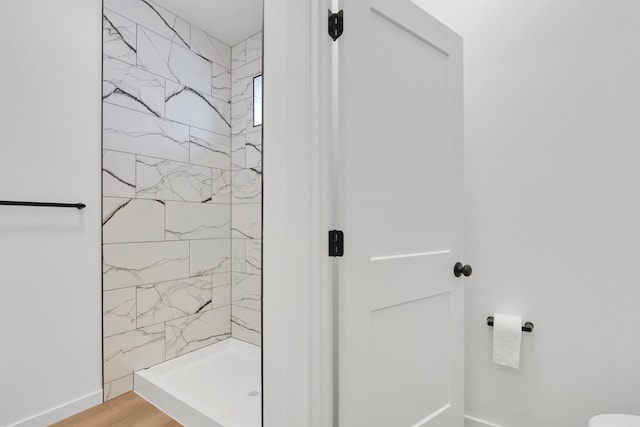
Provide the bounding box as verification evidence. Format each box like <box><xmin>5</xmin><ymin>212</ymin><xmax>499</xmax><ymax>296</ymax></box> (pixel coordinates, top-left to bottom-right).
<box><xmin>102</xmin><ymin>0</ymin><xmax>262</xmax><ymax>400</ymax></box>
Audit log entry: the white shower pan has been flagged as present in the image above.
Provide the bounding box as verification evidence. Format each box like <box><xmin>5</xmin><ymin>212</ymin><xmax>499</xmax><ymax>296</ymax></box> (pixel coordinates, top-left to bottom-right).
<box><xmin>134</xmin><ymin>338</ymin><xmax>261</xmax><ymax>427</ymax></box>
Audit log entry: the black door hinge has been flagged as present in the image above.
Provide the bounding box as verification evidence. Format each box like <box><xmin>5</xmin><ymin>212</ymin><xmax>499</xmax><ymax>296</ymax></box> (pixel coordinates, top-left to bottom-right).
<box><xmin>329</xmin><ymin>230</ymin><xmax>344</xmax><ymax>257</ymax></box>
<box><xmin>328</xmin><ymin>10</ymin><xmax>344</xmax><ymax>41</ymax></box>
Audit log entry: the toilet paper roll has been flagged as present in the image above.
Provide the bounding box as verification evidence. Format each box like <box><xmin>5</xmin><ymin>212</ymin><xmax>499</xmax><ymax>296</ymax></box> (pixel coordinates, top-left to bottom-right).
<box><xmin>492</xmin><ymin>313</ymin><xmax>522</xmax><ymax>369</ymax></box>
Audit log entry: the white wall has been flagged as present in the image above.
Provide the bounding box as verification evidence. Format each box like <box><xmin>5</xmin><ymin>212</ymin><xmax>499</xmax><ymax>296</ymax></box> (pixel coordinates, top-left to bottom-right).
<box><xmin>263</xmin><ymin>0</ymin><xmax>313</xmax><ymax>423</ymax></box>
<box><xmin>411</xmin><ymin>1</ymin><xmax>640</xmax><ymax>426</ymax></box>
<box><xmin>0</xmin><ymin>1</ymin><xmax>103</xmax><ymax>425</ymax></box>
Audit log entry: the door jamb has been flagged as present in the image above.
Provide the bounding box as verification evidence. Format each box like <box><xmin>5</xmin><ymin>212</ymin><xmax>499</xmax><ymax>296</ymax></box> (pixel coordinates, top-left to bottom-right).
<box><xmin>263</xmin><ymin>0</ymin><xmax>334</xmax><ymax>426</ymax></box>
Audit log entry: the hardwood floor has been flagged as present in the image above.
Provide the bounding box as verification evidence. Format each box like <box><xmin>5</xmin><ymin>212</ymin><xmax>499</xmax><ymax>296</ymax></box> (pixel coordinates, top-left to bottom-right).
<box><xmin>50</xmin><ymin>392</ymin><xmax>182</xmax><ymax>427</ymax></box>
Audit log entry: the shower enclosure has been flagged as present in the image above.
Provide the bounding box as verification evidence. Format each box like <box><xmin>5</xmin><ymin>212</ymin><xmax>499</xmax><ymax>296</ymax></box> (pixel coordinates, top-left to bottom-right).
<box><xmin>101</xmin><ymin>0</ymin><xmax>263</xmax><ymax>424</ymax></box>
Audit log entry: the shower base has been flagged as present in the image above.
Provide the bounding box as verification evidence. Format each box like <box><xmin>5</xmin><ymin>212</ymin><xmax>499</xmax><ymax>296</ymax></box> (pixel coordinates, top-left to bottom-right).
<box><xmin>134</xmin><ymin>338</ymin><xmax>261</xmax><ymax>427</ymax></box>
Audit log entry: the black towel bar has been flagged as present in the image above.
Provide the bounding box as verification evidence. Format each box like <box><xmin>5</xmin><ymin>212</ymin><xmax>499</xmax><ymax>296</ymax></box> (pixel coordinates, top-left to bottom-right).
<box><xmin>487</xmin><ymin>316</ymin><xmax>534</xmax><ymax>333</ymax></box>
<box><xmin>0</xmin><ymin>200</ymin><xmax>86</xmax><ymax>209</ymax></box>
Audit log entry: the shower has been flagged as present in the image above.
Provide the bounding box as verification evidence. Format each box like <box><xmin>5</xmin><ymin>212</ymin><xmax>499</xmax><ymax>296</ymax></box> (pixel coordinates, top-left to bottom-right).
<box><xmin>101</xmin><ymin>0</ymin><xmax>263</xmax><ymax>424</ymax></box>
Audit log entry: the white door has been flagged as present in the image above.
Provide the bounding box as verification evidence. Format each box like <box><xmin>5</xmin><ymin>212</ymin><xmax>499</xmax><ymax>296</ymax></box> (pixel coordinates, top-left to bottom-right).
<box><xmin>337</xmin><ymin>0</ymin><xmax>464</xmax><ymax>426</ymax></box>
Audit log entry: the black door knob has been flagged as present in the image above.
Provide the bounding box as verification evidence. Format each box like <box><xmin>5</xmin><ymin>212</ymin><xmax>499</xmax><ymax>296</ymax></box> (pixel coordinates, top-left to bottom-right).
<box><xmin>454</xmin><ymin>262</ymin><xmax>472</xmax><ymax>277</ymax></box>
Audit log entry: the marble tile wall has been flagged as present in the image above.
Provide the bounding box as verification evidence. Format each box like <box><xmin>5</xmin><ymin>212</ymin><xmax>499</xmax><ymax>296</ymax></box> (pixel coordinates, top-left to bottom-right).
<box><xmin>230</xmin><ymin>32</ymin><xmax>263</xmax><ymax>347</ymax></box>
<box><xmin>102</xmin><ymin>0</ymin><xmax>237</xmax><ymax>401</ymax></box>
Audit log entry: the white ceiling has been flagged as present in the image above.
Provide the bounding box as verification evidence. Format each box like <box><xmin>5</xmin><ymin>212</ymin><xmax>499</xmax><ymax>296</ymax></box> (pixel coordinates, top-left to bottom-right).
<box><xmin>152</xmin><ymin>0</ymin><xmax>263</xmax><ymax>47</ymax></box>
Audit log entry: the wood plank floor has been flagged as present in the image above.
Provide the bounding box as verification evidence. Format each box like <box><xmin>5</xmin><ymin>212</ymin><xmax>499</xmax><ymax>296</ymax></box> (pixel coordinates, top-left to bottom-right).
<box><xmin>50</xmin><ymin>392</ymin><xmax>182</xmax><ymax>427</ymax></box>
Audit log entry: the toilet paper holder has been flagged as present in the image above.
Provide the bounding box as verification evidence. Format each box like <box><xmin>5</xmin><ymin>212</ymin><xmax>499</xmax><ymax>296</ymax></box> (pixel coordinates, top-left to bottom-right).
<box><xmin>487</xmin><ymin>316</ymin><xmax>534</xmax><ymax>333</ymax></box>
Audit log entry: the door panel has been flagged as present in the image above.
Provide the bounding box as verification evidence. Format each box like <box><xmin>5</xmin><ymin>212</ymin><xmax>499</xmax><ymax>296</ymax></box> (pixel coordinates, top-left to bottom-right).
<box><xmin>366</xmin><ymin>9</ymin><xmax>451</xmax><ymax>258</ymax></box>
<box><xmin>338</xmin><ymin>0</ymin><xmax>464</xmax><ymax>425</ymax></box>
<box><xmin>371</xmin><ymin>293</ymin><xmax>451</xmax><ymax>426</ymax></box>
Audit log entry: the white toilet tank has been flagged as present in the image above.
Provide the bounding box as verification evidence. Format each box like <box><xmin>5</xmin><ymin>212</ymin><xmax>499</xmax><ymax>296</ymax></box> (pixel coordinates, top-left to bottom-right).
<box><xmin>589</xmin><ymin>414</ymin><xmax>640</xmax><ymax>427</ymax></box>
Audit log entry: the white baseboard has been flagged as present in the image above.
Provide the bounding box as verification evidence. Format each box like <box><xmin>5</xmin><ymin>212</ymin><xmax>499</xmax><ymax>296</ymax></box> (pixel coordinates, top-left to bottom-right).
<box><xmin>465</xmin><ymin>414</ymin><xmax>504</xmax><ymax>427</ymax></box>
<box><xmin>9</xmin><ymin>390</ymin><xmax>103</xmax><ymax>427</ymax></box>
